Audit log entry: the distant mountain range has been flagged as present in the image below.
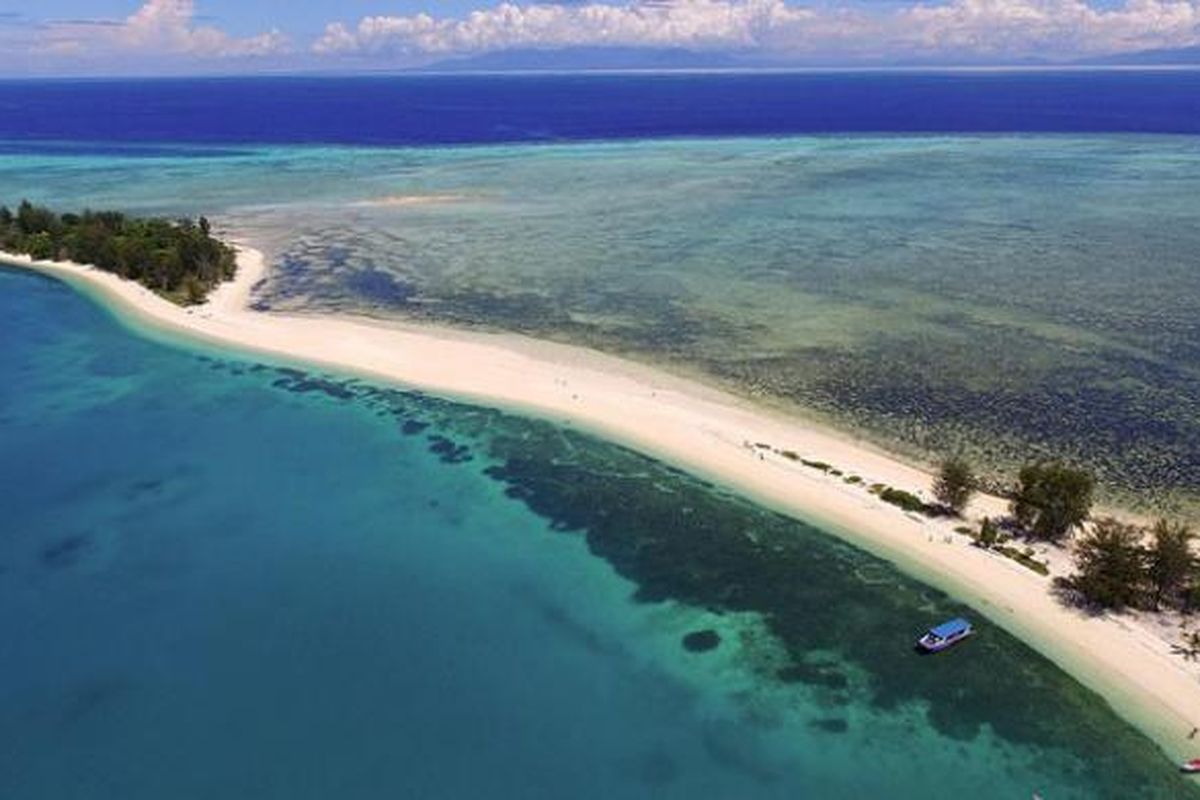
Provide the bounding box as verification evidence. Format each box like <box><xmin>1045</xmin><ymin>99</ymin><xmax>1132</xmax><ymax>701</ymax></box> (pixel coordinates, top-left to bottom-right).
<box><xmin>421</xmin><ymin>47</ymin><xmax>1051</xmax><ymax>72</ymax></box>
<box><xmin>1078</xmin><ymin>45</ymin><xmax>1200</xmax><ymax>66</ymax></box>
<box><xmin>422</xmin><ymin>47</ymin><xmax>748</xmax><ymax>72</ymax></box>
<box><xmin>420</xmin><ymin>44</ymin><xmax>1200</xmax><ymax>73</ymax></box>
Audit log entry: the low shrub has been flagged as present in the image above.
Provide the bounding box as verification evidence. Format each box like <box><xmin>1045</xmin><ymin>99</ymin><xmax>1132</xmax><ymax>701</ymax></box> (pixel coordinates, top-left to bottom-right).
<box><xmin>995</xmin><ymin>545</ymin><xmax>1051</xmax><ymax>576</ymax></box>
<box><xmin>878</xmin><ymin>487</ymin><xmax>928</xmax><ymax>514</ymax></box>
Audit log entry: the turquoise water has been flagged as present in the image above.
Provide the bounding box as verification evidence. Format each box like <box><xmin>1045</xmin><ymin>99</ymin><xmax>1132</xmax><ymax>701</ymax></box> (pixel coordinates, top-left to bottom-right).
<box><xmin>2</xmin><ymin>135</ymin><xmax>1198</xmax><ymax>508</ymax></box>
<box><xmin>2</xmin><ymin>265</ymin><xmax>1196</xmax><ymax>798</ymax></box>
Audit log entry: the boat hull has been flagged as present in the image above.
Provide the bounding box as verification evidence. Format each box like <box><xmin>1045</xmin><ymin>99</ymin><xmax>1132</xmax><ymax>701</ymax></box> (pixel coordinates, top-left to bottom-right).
<box><xmin>917</xmin><ymin>629</ymin><xmax>972</xmax><ymax>653</ymax></box>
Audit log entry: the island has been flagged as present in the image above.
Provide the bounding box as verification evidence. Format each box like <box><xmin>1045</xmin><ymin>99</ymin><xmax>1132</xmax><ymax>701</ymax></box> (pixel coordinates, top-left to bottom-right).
<box><xmin>0</xmin><ymin>201</ymin><xmax>236</xmax><ymax>305</ymax></box>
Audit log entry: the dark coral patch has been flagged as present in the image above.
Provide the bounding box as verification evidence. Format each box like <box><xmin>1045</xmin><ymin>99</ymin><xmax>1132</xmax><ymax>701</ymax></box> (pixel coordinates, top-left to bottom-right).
<box><xmin>810</xmin><ymin>717</ymin><xmax>849</xmax><ymax>734</ymax></box>
<box><xmin>682</xmin><ymin>629</ymin><xmax>721</xmax><ymax>652</ymax></box>
<box><xmin>270</xmin><ymin>368</ymin><xmax>358</xmax><ymax>400</ymax></box>
<box><xmin>127</xmin><ymin>478</ymin><xmax>165</xmax><ymax>498</ymax></box>
<box><xmin>401</xmin><ymin>419</ymin><xmax>430</xmax><ymax>436</ymax></box>
<box><xmin>41</xmin><ymin>535</ymin><xmax>89</xmax><ymax>569</ymax></box>
<box><xmin>427</xmin><ymin>435</ymin><xmax>473</xmax><ymax>464</ymax></box>
<box><xmin>776</xmin><ymin>663</ymin><xmax>848</xmax><ymax>690</ymax></box>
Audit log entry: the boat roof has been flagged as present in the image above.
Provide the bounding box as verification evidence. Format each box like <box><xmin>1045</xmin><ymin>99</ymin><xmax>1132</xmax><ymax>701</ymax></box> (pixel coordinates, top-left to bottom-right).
<box><xmin>929</xmin><ymin>617</ymin><xmax>971</xmax><ymax>637</ymax></box>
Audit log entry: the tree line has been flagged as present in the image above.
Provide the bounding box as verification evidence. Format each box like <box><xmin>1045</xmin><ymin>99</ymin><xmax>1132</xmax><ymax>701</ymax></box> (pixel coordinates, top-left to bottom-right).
<box><xmin>931</xmin><ymin>456</ymin><xmax>1195</xmax><ymax>613</ymax></box>
<box><xmin>0</xmin><ymin>200</ymin><xmax>236</xmax><ymax>305</ymax></box>
<box><xmin>1066</xmin><ymin>517</ymin><xmax>1196</xmax><ymax>612</ymax></box>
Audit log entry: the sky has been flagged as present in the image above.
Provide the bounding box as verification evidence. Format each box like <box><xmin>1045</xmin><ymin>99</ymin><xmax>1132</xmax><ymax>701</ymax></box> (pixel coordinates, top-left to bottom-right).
<box><xmin>0</xmin><ymin>0</ymin><xmax>1198</xmax><ymax>75</ymax></box>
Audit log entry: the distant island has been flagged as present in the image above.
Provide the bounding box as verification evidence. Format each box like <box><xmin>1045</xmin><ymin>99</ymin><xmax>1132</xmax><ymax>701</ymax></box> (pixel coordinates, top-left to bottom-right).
<box><xmin>1076</xmin><ymin>45</ymin><xmax>1200</xmax><ymax>66</ymax></box>
<box><xmin>0</xmin><ymin>201</ymin><xmax>236</xmax><ymax>305</ymax></box>
<box><xmin>423</xmin><ymin>46</ymin><xmax>745</xmax><ymax>72</ymax></box>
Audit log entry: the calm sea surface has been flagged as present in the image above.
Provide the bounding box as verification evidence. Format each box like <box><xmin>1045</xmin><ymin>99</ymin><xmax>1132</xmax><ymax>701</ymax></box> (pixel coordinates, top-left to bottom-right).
<box><xmin>1</xmin><ymin>71</ymin><xmax>1199</xmax><ymax>144</ymax></box>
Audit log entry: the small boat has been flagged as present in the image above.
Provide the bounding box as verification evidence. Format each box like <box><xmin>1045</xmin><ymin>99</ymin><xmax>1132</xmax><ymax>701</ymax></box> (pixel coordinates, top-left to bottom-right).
<box><xmin>1180</xmin><ymin>758</ymin><xmax>1200</xmax><ymax>773</ymax></box>
<box><xmin>917</xmin><ymin>617</ymin><xmax>973</xmax><ymax>652</ymax></box>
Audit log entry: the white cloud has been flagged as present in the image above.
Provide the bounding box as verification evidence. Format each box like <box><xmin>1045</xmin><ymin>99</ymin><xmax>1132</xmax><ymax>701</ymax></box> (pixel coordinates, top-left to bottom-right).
<box><xmin>313</xmin><ymin>1</ymin><xmax>817</xmax><ymax>56</ymax></box>
<box><xmin>312</xmin><ymin>0</ymin><xmax>1200</xmax><ymax>61</ymax></box>
<box><xmin>898</xmin><ymin>0</ymin><xmax>1200</xmax><ymax>56</ymax></box>
<box><xmin>43</xmin><ymin>0</ymin><xmax>290</xmax><ymax>60</ymax></box>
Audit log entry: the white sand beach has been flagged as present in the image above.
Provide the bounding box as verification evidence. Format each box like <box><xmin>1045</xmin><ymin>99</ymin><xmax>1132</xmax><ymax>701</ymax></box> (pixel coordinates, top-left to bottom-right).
<box><xmin>6</xmin><ymin>246</ymin><xmax>1200</xmax><ymax>763</ymax></box>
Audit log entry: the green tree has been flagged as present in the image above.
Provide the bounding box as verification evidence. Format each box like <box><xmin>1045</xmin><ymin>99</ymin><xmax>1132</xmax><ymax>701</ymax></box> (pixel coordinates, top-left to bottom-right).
<box><xmin>183</xmin><ymin>275</ymin><xmax>207</xmax><ymax>305</ymax></box>
<box><xmin>25</xmin><ymin>231</ymin><xmax>54</xmax><ymax>260</ymax></box>
<box><xmin>1070</xmin><ymin>517</ymin><xmax>1145</xmax><ymax>610</ymax></box>
<box><xmin>1011</xmin><ymin>462</ymin><xmax>1095</xmax><ymax>542</ymax></box>
<box><xmin>977</xmin><ymin>516</ymin><xmax>1001</xmax><ymax>548</ymax></box>
<box><xmin>933</xmin><ymin>456</ymin><xmax>976</xmax><ymax>516</ymax></box>
<box><xmin>16</xmin><ymin>200</ymin><xmax>56</xmax><ymax>236</ymax></box>
<box><xmin>109</xmin><ymin>233</ymin><xmax>138</xmax><ymax>275</ymax></box>
<box><xmin>1146</xmin><ymin>519</ymin><xmax>1194</xmax><ymax>610</ymax></box>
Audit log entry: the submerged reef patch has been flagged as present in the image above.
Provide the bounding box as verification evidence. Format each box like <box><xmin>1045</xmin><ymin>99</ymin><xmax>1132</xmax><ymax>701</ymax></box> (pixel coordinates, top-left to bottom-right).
<box><xmin>426</xmin><ymin>435</ymin><xmax>473</xmax><ymax>465</ymax></box>
<box><xmin>40</xmin><ymin>535</ymin><xmax>89</xmax><ymax>569</ymax></box>
<box><xmin>271</xmin><ymin>368</ymin><xmax>358</xmax><ymax>401</ymax></box>
<box><xmin>682</xmin><ymin>629</ymin><xmax>721</xmax><ymax>652</ymax></box>
<box><xmin>809</xmin><ymin>717</ymin><xmax>849</xmax><ymax>734</ymax></box>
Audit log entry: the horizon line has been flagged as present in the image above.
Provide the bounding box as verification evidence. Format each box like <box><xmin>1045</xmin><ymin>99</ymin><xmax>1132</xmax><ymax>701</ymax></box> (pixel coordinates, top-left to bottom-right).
<box><xmin>3</xmin><ymin>63</ymin><xmax>1200</xmax><ymax>82</ymax></box>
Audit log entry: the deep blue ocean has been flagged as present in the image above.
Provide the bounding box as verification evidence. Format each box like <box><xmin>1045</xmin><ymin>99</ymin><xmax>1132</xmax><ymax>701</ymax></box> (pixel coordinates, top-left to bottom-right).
<box><xmin>1</xmin><ymin>71</ymin><xmax>1199</xmax><ymax>148</ymax></box>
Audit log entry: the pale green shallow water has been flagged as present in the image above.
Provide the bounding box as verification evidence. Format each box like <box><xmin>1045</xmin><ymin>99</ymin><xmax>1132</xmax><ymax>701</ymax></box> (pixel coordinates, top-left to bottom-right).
<box><xmin>3</xmin><ymin>135</ymin><xmax>1197</xmax><ymax>510</ymax></box>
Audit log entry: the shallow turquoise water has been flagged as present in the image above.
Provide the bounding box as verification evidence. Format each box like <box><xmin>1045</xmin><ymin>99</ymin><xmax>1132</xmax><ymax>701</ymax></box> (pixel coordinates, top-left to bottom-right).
<box><xmin>2</xmin><ymin>266</ymin><xmax>1195</xmax><ymax>798</ymax></box>
<box><xmin>2</xmin><ymin>135</ymin><xmax>1197</xmax><ymax>506</ymax></box>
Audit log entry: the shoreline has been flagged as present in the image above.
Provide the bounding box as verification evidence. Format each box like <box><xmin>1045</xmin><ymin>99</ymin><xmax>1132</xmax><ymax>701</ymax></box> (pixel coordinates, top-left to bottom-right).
<box><xmin>6</xmin><ymin>247</ymin><xmax>1200</xmax><ymax>764</ymax></box>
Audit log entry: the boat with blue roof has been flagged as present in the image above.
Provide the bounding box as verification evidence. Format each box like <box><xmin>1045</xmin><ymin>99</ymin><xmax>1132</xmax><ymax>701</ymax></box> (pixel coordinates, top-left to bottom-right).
<box><xmin>917</xmin><ymin>617</ymin><xmax>973</xmax><ymax>653</ymax></box>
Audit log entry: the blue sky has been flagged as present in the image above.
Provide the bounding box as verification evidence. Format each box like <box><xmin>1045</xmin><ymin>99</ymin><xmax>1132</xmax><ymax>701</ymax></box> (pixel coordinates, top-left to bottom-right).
<box><xmin>1</xmin><ymin>1</ymin><xmax>487</xmax><ymax>38</ymax></box>
<box><xmin>1</xmin><ymin>0</ymin><xmax>1197</xmax><ymax>75</ymax></box>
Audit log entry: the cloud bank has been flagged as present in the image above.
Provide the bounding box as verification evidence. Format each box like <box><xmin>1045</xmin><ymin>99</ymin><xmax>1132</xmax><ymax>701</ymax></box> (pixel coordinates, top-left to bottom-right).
<box><xmin>312</xmin><ymin>0</ymin><xmax>1200</xmax><ymax>62</ymax></box>
<box><xmin>40</xmin><ymin>0</ymin><xmax>288</xmax><ymax>60</ymax></box>
<box><xmin>314</xmin><ymin>1</ymin><xmax>817</xmax><ymax>56</ymax></box>
<box><xmin>898</xmin><ymin>0</ymin><xmax>1200</xmax><ymax>57</ymax></box>
<box><xmin>10</xmin><ymin>0</ymin><xmax>1200</xmax><ymax>73</ymax></box>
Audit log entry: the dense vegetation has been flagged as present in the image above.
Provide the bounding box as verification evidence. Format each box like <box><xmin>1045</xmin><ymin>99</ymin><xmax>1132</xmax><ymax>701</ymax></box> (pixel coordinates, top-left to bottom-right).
<box><xmin>1062</xmin><ymin>517</ymin><xmax>1197</xmax><ymax>612</ymax></box>
<box><xmin>0</xmin><ymin>201</ymin><xmax>236</xmax><ymax>304</ymax></box>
